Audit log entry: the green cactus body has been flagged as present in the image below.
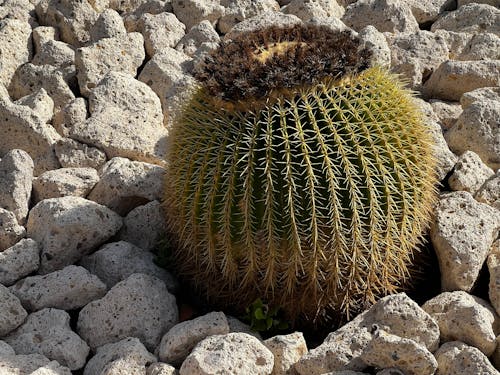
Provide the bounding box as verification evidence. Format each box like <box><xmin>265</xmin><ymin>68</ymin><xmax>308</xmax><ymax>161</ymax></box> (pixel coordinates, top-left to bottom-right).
<box><xmin>163</xmin><ymin>26</ymin><xmax>437</xmax><ymax>325</ymax></box>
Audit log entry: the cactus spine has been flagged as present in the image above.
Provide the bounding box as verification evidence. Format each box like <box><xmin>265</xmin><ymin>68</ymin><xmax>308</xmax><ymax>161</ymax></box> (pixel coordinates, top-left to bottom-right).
<box><xmin>163</xmin><ymin>25</ymin><xmax>437</xmax><ymax>325</ymax></box>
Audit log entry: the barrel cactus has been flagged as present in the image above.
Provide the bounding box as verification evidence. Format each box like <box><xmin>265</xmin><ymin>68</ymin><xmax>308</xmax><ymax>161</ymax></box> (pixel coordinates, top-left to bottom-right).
<box><xmin>162</xmin><ymin>24</ymin><xmax>438</xmax><ymax>326</ymax></box>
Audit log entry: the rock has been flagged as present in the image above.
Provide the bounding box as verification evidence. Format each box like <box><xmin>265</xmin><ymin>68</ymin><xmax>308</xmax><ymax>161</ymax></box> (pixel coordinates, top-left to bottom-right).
<box><xmin>87</xmin><ymin>157</ymin><xmax>164</xmax><ymax>215</ymax></box>
<box><xmin>122</xmin><ymin>1</ymin><xmax>175</xmax><ymax>31</ymax></box>
<box><xmin>0</xmin><ymin>284</ymin><xmax>27</xmax><ymax>337</ymax></box>
<box><xmin>9</xmin><ymin>265</ymin><xmax>107</xmax><ymax>312</ymax></box>
<box><xmin>0</xmin><ymin>149</ymin><xmax>34</xmax><ymax>225</ymax></box>
<box><xmin>458</xmin><ymin>33</ymin><xmax>500</xmax><ymax>61</ymax></box>
<box><xmin>435</xmin><ymin>341</ymin><xmax>498</xmax><ymax>375</ymax></box>
<box><xmin>75</xmin><ymin>33</ymin><xmax>145</xmax><ymax>96</ymax></box>
<box><xmin>0</xmin><ymin>353</ymin><xmax>71</xmax><ymax>375</ymax></box>
<box><xmin>0</xmin><ymin>0</ymin><xmax>36</xmax><ymax>25</ymax></box>
<box><xmin>147</xmin><ymin>362</ymin><xmax>178</xmax><ymax>375</ymax></box>
<box><xmin>32</xmin><ymin>168</ymin><xmax>99</xmax><ymax>203</ymax></box>
<box><xmin>9</xmin><ymin>63</ymin><xmax>76</xmax><ymax>113</ymax></box>
<box><xmin>69</xmin><ymin>72</ymin><xmax>168</xmax><ymax>165</ymax></box>
<box><xmin>32</xmin><ymin>26</ymin><xmax>59</xmax><ymax>52</ymax></box>
<box><xmin>84</xmin><ymin>337</ymin><xmax>156</xmax><ymax>375</ymax></box>
<box><xmin>487</xmin><ymin>242</ymin><xmax>500</xmax><ymax>316</ymax></box>
<box><xmin>445</xmin><ymin>88</ymin><xmax>500</xmax><ymax>169</ymax></box>
<box><xmin>218</xmin><ymin>0</ymin><xmax>280</xmax><ymax>34</ymax></box>
<box><xmin>476</xmin><ymin>172</ymin><xmax>500</xmax><ymax>210</ymax></box>
<box><xmin>223</xmin><ymin>11</ymin><xmax>303</xmax><ymax>40</ymax></box>
<box><xmin>358</xmin><ymin>26</ymin><xmax>391</xmax><ymax>68</ymax></box>
<box><xmin>294</xmin><ymin>293</ymin><xmax>439</xmax><ymax>375</ymax></box>
<box><xmin>118</xmin><ymin>201</ymin><xmax>166</xmax><ymax>251</ymax></box>
<box><xmin>77</xmin><ymin>273</ymin><xmax>178</xmax><ymax>351</ymax></box>
<box><xmin>360</xmin><ymin>330</ymin><xmax>437</xmax><ymax>375</ymax></box>
<box><xmin>0</xmin><ymin>87</ymin><xmax>60</xmax><ymax>175</ymax></box>
<box><xmin>458</xmin><ymin>0</ymin><xmax>500</xmax><ymax>5</ymax></box>
<box><xmin>404</xmin><ymin>0</ymin><xmax>455</xmax><ymax>24</ymax></box>
<box><xmin>0</xmin><ymin>340</ymin><xmax>15</xmax><ymax>356</ymax></box>
<box><xmin>171</xmin><ymin>0</ymin><xmax>224</xmax><ymax>30</ymax></box>
<box><xmin>431</xmin><ymin>191</ymin><xmax>500</xmax><ymax>292</ymax></box>
<box><xmin>460</xmin><ymin>86</ymin><xmax>500</xmax><ymax>109</ymax></box>
<box><xmin>52</xmin><ymin>98</ymin><xmax>87</xmax><ymax>138</ymax></box>
<box><xmin>4</xmin><ymin>308</ymin><xmax>89</xmax><ymax>370</ymax></box>
<box><xmin>386</xmin><ymin>31</ymin><xmax>449</xmax><ymax>90</ymax></box>
<box><xmin>342</xmin><ymin>0</ymin><xmax>419</xmax><ymax>33</ymax></box>
<box><xmin>35</xmin><ymin>0</ymin><xmax>99</xmax><ymax>47</ymax></box>
<box><xmin>79</xmin><ymin>241</ymin><xmax>178</xmax><ymax>291</ymax></box>
<box><xmin>0</xmin><ymin>209</ymin><xmax>26</xmax><ymax>252</ymax></box>
<box><xmin>429</xmin><ymin>99</ymin><xmax>462</xmax><ymax>130</ymax></box>
<box><xmin>0</xmin><ymin>19</ymin><xmax>32</xmax><ymax>88</ymax></box>
<box><xmin>137</xmin><ymin>12</ymin><xmax>185</xmax><ymax>57</ymax></box>
<box><xmin>100</xmin><ymin>359</ymin><xmax>148</xmax><ymax>375</ymax></box>
<box><xmin>158</xmin><ymin>311</ymin><xmax>230</xmax><ymax>365</ymax></box>
<box><xmin>431</xmin><ymin>4</ymin><xmax>500</xmax><ymax>35</ymax></box>
<box><xmin>138</xmin><ymin>48</ymin><xmax>195</xmax><ymax>127</ymax></box>
<box><xmin>27</xmin><ymin>196</ymin><xmax>122</xmax><ymax>274</ymax></box>
<box><xmin>90</xmin><ymin>9</ymin><xmax>127</xmax><ymax>42</ymax></box>
<box><xmin>176</xmin><ymin>20</ymin><xmax>220</xmax><ymax>57</ymax></box>
<box><xmin>448</xmin><ymin>151</ymin><xmax>495</xmax><ymax>194</ymax></box>
<box><xmin>29</xmin><ymin>361</ymin><xmax>73</xmax><ymax>375</ymax></box>
<box><xmin>32</xmin><ymin>40</ymin><xmax>75</xmax><ymax>68</ymax></box>
<box><xmin>226</xmin><ymin>316</ymin><xmax>262</xmax><ymax>340</ymax></box>
<box><xmin>423</xmin><ymin>60</ymin><xmax>500</xmax><ymax>101</ymax></box>
<box><xmin>179</xmin><ymin>332</ymin><xmax>274</xmax><ymax>375</ymax></box>
<box><xmin>264</xmin><ymin>332</ymin><xmax>308</xmax><ymax>375</ymax></box>
<box><xmin>15</xmin><ymin>89</ymin><xmax>55</xmax><ymax>126</ymax></box>
<box><xmin>423</xmin><ymin>291</ymin><xmax>497</xmax><ymax>356</ymax></box>
<box><xmin>0</xmin><ymin>238</ymin><xmax>40</xmax><ymax>287</ymax></box>
<box><xmin>54</xmin><ymin>138</ymin><xmax>107</xmax><ymax>170</ymax></box>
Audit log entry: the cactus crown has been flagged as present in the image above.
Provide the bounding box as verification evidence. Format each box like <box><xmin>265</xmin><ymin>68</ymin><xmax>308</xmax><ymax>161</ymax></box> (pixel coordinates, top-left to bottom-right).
<box><xmin>194</xmin><ymin>25</ymin><xmax>372</xmax><ymax>104</ymax></box>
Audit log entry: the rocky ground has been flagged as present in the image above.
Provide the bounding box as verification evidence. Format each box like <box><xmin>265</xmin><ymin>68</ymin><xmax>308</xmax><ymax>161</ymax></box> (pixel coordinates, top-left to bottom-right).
<box><xmin>0</xmin><ymin>0</ymin><xmax>499</xmax><ymax>374</ymax></box>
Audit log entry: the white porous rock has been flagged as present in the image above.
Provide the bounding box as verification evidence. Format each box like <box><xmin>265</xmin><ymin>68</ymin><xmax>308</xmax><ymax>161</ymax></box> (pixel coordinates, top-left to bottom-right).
<box><xmin>458</xmin><ymin>0</ymin><xmax>500</xmax><ymax>5</ymax></box>
<box><xmin>138</xmin><ymin>48</ymin><xmax>195</xmax><ymax>127</ymax></box>
<box><xmin>448</xmin><ymin>151</ymin><xmax>495</xmax><ymax>194</ymax></box>
<box><xmin>319</xmin><ymin>372</ymin><xmax>368</xmax><ymax>375</ymax></box>
<box><xmin>358</xmin><ymin>26</ymin><xmax>390</xmax><ymax>67</ymax></box>
<box><xmin>99</xmin><ymin>358</ymin><xmax>148</xmax><ymax>375</ymax></box>
<box><xmin>423</xmin><ymin>60</ymin><xmax>500</xmax><ymax>101</ymax></box>
<box><xmin>4</xmin><ymin>308</ymin><xmax>89</xmax><ymax>370</ymax></box>
<box><xmin>9</xmin><ymin>63</ymin><xmax>76</xmax><ymax>113</ymax></box>
<box><xmin>54</xmin><ymin>138</ymin><xmax>107</xmax><ymax>170</ymax></box>
<box><xmin>32</xmin><ymin>40</ymin><xmax>75</xmax><ymax>69</ymax></box>
<box><xmin>282</xmin><ymin>0</ymin><xmax>344</xmax><ymax>22</ymax></box>
<box><xmin>306</xmin><ymin>16</ymin><xmax>348</xmax><ymax>32</ymax></box>
<box><xmin>476</xmin><ymin>172</ymin><xmax>500</xmax><ymax>210</ymax></box>
<box><xmin>435</xmin><ymin>341</ymin><xmax>498</xmax><ymax>375</ymax></box>
<box><xmin>77</xmin><ymin>273</ymin><xmax>178</xmax><ymax>351</ymax></box>
<box><xmin>386</xmin><ymin>31</ymin><xmax>449</xmax><ymax>90</ymax></box>
<box><xmin>460</xmin><ymin>86</ymin><xmax>500</xmax><ymax>109</ymax></box>
<box><xmin>429</xmin><ymin>99</ymin><xmax>462</xmax><ymax>130</ymax></box>
<box><xmin>9</xmin><ymin>265</ymin><xmax>107</xmax><ymax>312</ymax></box>
<box><xmin>445</xmin><ymin>88</ymin><xmax>500</xmax><ymax>170</ymax></box>
<box><xmin>218</xmin><ymin>0</ymin><xmax>280</xmax><ymax>34</ymax></box>
<box><xmin>180</xmin><ymin>332</ymin><xmax>274</xmax><ymax>375</ymax></box>
<box><xmin>0</xmin><ymin>353</ymin><xmax>72</xmax><ymax>375</ymax></box>
<box><xmin>137</xmin><ymin>12</ymin><xmax>185</xmax><ymax>58</ymax></box>
<box><xmin>431</xmin><ymin>4</ymin><xmax>500</xmax><ymax>35</ymax></box>
<box><xmin>0</xmin><ymin>149</ymin><xmax>34</xmax><ymax>225</ymax></box>
<box><xmin>0</xmin><ymin>340</ymin><xmax>15</xmax><ymax>356</ymax></box>
<box><xmin>264</xmin><ymin>332</ymin><xmax>308</xmax><ymax>375</ymax></box>
<box><xmin>171</xmin><ymin>0</ymin><xmax>224</xmax><ymax>30</ymax></box>
<box><xmin>27</xmin><ymin>196</ymin><xmax>122</xmax><ymax>274</ymax></box>
<box><xmin>32</xmin><ymin>26</ymin><xmax>59</xmax><ymax>52</ymax></box>
<box><xmin>0</xmin><ymin>284</ymin><xmax>27</xmax><ymax>337</ymax></box>
<box><xmin>223</xmin><ymin>12</ymin><xmax>303</xmax><ymax>40</ymax></box>
<box><xmin>0</xmin><ymin>0</ymin><xmax>36</xmax><ymax>25</ymax></box>
<box><xmin>35</xmin><ymin>0</ymin><xmax>98</xmax><ymax>47</ymax></box>
<box><xmin>69</xmin><ymin>72</ymin><xmax>168</xmax><ymax>165</ymax></box>
<box><xmin>88</xmin><ymin>157</ymin><xmax>164</xmax><ymax>215</ymax></box>
<box><xmin>0</xmin><ymin>87</ymin><xmax>60</xmax><ymax>176</ymax></box>
<box><xmin>0</xmin><ymin>238</ymin><xmax>40</xmax><ymax>287</ymax></box>
<box><xmin>75</xmin><ymin>33</ymin><xmax>145</xmax><ymax>96</ymax></box>
<box><xmin>342</xmin><ymin>0</ymin><xmax>418</xmax><ymax>33</ymax></box>
<box><xmin>32</xmin><ymin>167</ymin><xmax>99</xmax><ymax>203</ymax></box>
<box><xmin>122</xmin><ymin>1</ymin><xmax>175</xmax><ymax>31</ymax></box>
<box><xmin>403</xmin><ymin>0</ymin><xmax>454</xmax><ymax>24</ymax></box>
<box><xmin>487</xmin><ymin>241</ymin><xmax>500</xmax><ymax>316</ymax></box>
<box><xmin>52</xmin><ymin>98</ymin><xmax>87</xmax><ymax>138</ymax></box>
<box><xmin>90</xmin><ymin>9</ymin><xmax>127</xmax><ymax>42</ymax></box>
<box><xmin>15</xmin><ymin>89</ymin><xmax>55</xmax><ymax>126</ymax></box>
<box><xmin>458</xmin><ymin>33</ymin><xmax>500</xmax><ymax>61</ymax></box>
<box><xmin>84</xmin><ymin>337</ymin><xmax>156</xmax><ymax>375</ymax></box>
<box><xmin>147</xmin><ymin>362</ymin><xmax>178</xmax><ymax>375</ymax></box>
<box><xmin>432</xmin><ymin>30</ymin><xmax>470</xmax><ymax>59</ymax></box>
<box><xmin>158</xmin><ymin>311</ymin><xmax>230</xmax><ymax>365</ymax></box>
<box><xmin>360</xmin><ymin>330</ymin><xmax>437</xmax><ymax>375</ymax></box>
<box><xmin>0</xmin><ymin>19</ymin><xmax>32</xmax><ymax>88</ymax></box>
<box><xmin>0</xmin><ymin>209</ymin><xmax>26</xmax><ymax>252</ymax></box>
<box><xmin>423</xmin><ymin>291</ymin><xmax>497</xmax><ymax>356</ymax></box>
<box><xmin>294</xmin><ymin>293</ymin><xmax>439</xmax><ymax>375</ymax></box>
<box><xmin>79</xmin><ymin>241</ymin><xmax>178</xmax><ymax>292</ymax></box>
<box><xmin>226</xmin><ymin>316</ymin><xmax>262</xmax><ymax>340</ymax></box>
<box><xmin>176</xmin><ymin>20</ymin><xmax>220</xmax><ymax>57</ymax></box>
<box><xmin>118</xmin><ymin>200</ymin><xmax>166</xmax><ymax>251</ymax></box>
<box><xmin>431</xmin><ymin>191</ymin><xmax>500</xmax><ymax>292</ymax></box>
